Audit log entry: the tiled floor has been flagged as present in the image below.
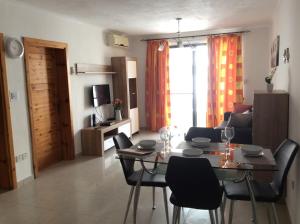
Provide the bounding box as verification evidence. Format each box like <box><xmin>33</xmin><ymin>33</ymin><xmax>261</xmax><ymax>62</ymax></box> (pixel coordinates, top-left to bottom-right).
<box><xmin>0</xmin><ymin>131</ymin><xmax>291</xmax><ymax>224</ymax></box>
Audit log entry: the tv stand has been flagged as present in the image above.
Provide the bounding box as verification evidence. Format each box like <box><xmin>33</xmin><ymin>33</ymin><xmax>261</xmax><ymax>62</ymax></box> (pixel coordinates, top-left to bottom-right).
<box><xmin>81</xmin><ymin>119</ymin><xmax>131</xmax><ymax>156</ymax></box>
<box><xmin>99</xmin><ymin>121</ymin><xmax>115</xmax><ymax>126</ymax></box>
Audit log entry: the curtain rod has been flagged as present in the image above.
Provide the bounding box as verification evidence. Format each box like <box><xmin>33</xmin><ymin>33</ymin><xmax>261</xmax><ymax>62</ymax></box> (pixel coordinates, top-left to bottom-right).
<box><xmin>141</xmin><ymin>30</ymin><xmax>250</xmax><ymax>41</ymax></box>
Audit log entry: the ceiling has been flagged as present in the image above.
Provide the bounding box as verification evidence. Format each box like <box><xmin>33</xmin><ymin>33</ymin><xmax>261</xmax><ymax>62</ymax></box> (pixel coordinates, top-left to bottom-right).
<box><xmin>11</xmin><ymin>0</ymin><xmax>277</xmax><ymax>35</ymax></box>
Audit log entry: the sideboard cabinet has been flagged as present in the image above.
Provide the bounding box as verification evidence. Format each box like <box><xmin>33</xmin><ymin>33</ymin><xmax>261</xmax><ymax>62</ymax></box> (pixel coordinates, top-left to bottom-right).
<box><xmin>252</xmin><ymin>91</ymin><xmax>289</xmax><ymax>152</ymax></box>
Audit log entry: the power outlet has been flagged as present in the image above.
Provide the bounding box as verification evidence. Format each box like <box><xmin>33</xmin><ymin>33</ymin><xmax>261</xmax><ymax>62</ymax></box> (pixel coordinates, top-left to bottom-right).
<box><xmin>15</xmin><ymin>153</ymin><xmax>28</xmax><ymax>163</ymax></box>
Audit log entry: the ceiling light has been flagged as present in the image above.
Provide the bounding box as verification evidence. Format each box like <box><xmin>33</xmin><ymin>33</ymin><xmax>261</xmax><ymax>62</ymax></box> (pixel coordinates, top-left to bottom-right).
<box><xmin>176</xmin><ymin>18</ymin><xmax>184</xmax><ymax>48</ymax></box>
<box><xmin>177</xmin><ymin>39</ymin><xmax>184</xmax><ymax>48</ymax></box>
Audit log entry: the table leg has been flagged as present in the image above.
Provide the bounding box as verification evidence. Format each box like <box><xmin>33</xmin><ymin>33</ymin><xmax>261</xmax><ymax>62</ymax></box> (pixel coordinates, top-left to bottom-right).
<box><xmin>245</xmin><ymin>171</ymin><xmax>258</xmax><ymax>224</ymax></box>
<box><xmin>133</xmin><ymin>167</ymin><xmax>144</xmax><ymax>224</ymax></box>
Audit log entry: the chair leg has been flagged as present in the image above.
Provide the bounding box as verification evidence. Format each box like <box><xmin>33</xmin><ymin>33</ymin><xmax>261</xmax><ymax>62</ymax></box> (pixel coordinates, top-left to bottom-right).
<box><xmin>177</xmin><ymin>207</ymin><xmax>181</xmax><ymax>224</ymax></box>
<box><xmin>209</xmin><ymin>210</ymin><xmax>216</xmax><ymax>224</ymax></box>
<box><xmin>163</xmin><ymin>188</ymin><xmax>170</xmax><ymax>224</ymax></box>
<box><xmin>133</xmin><ymin>172</ymin><xmax>143</xmax><ymax>224</ymax></box>
<box><xmin>123</xmin><ymin>186</ymin><xmax>135</xmax><ymax>224</ymax></box>
<box><xmin>228</xmin><ymin>200</ymin><xmax>235</xmax><ymax>224</ymax></box>
<box><xmin>220</xmin><ymin>195</ymin><xmax>226</xmax><ymax>224</ymax></box>
<box><xmin>214</xmin><ymin>209</ymin><xmax>219</xmax><ymax>224</ymax></box>
<box><xmin>172</xmin><ymin>206</ymin><xmax>179</xmax><ymax>224</ymax></box>
<box><xmin>272</xmin><ymin>203</ymin><xmax>279</xmax><ymax>224</ymax></box>
<box><xmin>152</xmin><ymin>187</ymin><xmax>156</xmax><ymax>209</ymax></box>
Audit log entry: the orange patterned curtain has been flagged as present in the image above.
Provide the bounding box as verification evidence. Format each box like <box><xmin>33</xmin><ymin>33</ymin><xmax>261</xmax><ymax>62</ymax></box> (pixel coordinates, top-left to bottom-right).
<box><xmin>145</xmin><ymin>40</ymin><xmax>171</xmax><ymax>131</ymax></box>
<box><xmin>206</xmin><ymin>35</ymin><xmax>243</xmax><ymax>127</ymax></box>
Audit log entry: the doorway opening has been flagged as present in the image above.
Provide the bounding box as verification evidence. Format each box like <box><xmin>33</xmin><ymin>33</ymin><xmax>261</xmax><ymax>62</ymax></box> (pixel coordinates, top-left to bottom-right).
<box><xmin>23</xmin><ymin>37</ymin><xmax>75</xmax><ymax>177</ymax></box>
<box><xmin>0</xmin><ymin>33</ymin><xmax>17</xmax><ymax>190</ymax></box>
<box><xmin>169</xmin><ymin>44</ymin><xmax>208</xmax><ymax>132</ymax></box>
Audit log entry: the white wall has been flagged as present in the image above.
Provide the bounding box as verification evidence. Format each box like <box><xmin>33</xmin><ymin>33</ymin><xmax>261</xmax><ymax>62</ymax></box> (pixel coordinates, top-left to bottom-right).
<box><xmin>243</xmin><ymin>27</ymin><xmax>271</xmax><ymax>104</ymax></box>
<box><xmin>271</xmin><ymin>0</ymin><xmax>300</xmax><ymax>223</ymax></box>
<box><xmin>0</xmin><ymin>0</ymin><xmax>131</xmax><ymax>182</ymax></box>
<box><xmin>129</xmin><ymin>27</ymin><xmax>271</xmax><ymax>127</ymax></box>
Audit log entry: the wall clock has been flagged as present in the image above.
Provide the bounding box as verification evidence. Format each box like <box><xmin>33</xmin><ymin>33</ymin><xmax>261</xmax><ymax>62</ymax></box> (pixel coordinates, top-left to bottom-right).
<box><xmin>5</xmin><ymin>37</ymin><xmax>24</xmax><ymax>58</ymax></box>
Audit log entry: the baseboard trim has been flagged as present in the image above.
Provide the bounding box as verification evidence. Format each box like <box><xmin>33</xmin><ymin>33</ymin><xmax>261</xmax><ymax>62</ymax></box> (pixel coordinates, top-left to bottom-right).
<box><xmin>17</xmin><ymin>175</ymin><xmax>34</xmax><ymax>188</ymax></box>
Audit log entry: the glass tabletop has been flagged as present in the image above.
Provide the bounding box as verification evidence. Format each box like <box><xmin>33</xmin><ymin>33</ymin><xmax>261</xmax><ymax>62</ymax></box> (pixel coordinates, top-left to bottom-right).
<box><xmin>116</xmin><ymin>141</ymin><xmax>278</xmax><ymax>172</ymax></box>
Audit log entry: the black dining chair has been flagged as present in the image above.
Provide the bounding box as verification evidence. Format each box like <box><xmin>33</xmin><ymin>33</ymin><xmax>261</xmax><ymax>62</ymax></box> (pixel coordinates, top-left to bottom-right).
<box><xmin>223</xmin><ymin>139</ymin><xmax>299</xmax><ymax>224</ymax></box>
<box><xmin>165</xmin><ymin>156</ymin><xmax>224</xmax><ymax>224</ymax></box>
<box><xmin>113</xmin><ymin>132</ymin><xmax>169</xmax><ymax>224</ymax></box>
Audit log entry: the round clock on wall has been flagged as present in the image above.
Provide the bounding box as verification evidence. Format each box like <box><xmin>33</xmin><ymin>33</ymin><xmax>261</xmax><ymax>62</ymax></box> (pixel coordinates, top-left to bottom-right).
<box><xmin>5</xmin><ymin>37</ymin><xmax>24</xmax><ymax>58</ymax></box>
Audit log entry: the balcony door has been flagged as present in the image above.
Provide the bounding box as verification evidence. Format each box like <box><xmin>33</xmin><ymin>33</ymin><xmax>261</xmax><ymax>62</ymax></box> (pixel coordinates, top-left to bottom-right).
<box><xmin>169</xmin><ymin>45</ymin><xmax>208</xmax><ymax>132</ymax></box>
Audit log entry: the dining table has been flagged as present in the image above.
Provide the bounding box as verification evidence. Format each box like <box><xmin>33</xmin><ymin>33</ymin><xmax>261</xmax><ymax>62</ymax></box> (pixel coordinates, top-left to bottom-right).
<box><xmin>116</xmin><ymin>139</ymin><xmax>277</xmax><ymax>224</ymax></box>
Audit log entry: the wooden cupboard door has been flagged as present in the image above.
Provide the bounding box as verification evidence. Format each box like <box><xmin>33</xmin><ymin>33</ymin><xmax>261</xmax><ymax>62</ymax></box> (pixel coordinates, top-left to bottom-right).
<box><xmin>127</xmin><ymin>60</ymin><xmax>137</xmax><ymax>78</ymax></box>
<box><xmin>130</xmin><ymin>107</ymin><xmax>139</xmax><ymax>134</ymax></box>
<box><xmin>28</xmin><ymin>46</ymin><xmax>62</xmax><ymax>170</ymax></box>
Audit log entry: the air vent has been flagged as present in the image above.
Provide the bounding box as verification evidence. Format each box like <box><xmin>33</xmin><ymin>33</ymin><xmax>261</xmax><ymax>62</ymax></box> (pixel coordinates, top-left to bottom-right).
<box><xmin>107</xmin><ymin>33</ymin><xmax>129</xmax><ymax>48</ymax></box>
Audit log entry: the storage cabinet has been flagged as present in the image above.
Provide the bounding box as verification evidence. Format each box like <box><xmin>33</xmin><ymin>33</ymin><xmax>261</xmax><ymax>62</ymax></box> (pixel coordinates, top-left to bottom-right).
<box><xmin>111</xmin><ymin>57</ymin><xmax>139</xmax><ymax>134</ymax></box>
<box><xmin>252</xmin><ymin>91</ymin><xmax>289</xmax><ymax>152</ymax></box>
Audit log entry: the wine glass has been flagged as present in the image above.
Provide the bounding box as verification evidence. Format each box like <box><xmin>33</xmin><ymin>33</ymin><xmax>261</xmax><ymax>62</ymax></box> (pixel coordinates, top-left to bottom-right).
<box><xmin>221</xmin><ymin>130</ymin><xmax>227</xmax><ymax>144</ymax></box>
<box><xmin>225</xmin><ymin>126</ymin><xmax>235</xmax><ymax>148</ymax></box>
<box><xmin>159</xmin><ymin>127</ymin><xmax>170</xmax><ymax>152</ymax></box>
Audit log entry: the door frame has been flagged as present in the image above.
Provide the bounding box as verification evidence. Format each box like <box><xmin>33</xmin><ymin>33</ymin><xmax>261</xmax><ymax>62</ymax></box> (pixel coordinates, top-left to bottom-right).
<box><xmin>23</xmin><ymin>37</ymin><xmax>75</xmax><ymax>177</ymax></box>
<box><xmin>0</xmin><ymin>33</ymin><xmax>17</xmax><ymax>189</ymax></box>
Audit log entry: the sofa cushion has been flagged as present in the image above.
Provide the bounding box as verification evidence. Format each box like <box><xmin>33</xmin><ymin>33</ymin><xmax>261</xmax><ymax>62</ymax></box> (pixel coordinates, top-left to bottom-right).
<box><xmin>233</xmin><ymin>103</ymin><xmax>252</xmax><ymax>113</ymax></box>
<box><xmin>228</xmin><ymin>112</ymin><xmax>252</xmax><ymax>128</ymax></box>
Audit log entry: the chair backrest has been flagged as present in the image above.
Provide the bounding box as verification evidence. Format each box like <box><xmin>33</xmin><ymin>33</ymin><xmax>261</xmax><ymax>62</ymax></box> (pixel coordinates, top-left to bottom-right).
<box><xmin>113</xmin><ymin>133</ymin><xmax>135</xmax><ymax>179</ymax></box>
<box><xmin>272</xmin><ymin>139</ymin><xmax>299</xmax><ymax>196</ymax></box>
<box><xmin>166</xmin><ymin>156</ymin><xmax>223</xmax><ymax>210</ymax></box>
<box><xmin>185</xmin><ymin>127</ymin><xmax>219</xmax><ymax>142</ymax></box>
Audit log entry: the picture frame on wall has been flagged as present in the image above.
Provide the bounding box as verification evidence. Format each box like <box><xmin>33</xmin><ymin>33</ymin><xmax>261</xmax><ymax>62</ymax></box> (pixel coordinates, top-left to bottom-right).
<box><xmin>271</xmin><ymin>35</ymin><xmax>280</xmax><ymax>68</ymax></box>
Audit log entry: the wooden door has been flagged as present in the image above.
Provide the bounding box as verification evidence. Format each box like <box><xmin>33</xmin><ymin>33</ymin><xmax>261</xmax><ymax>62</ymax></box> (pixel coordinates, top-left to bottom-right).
<box><xmin>27</xmin><ymin>46</ymin><xmax>62</xmax><ymax>170</ymax></box>
<box><xmin>0</xmin><ymin>33</ymin><xmax>17</xmax><ymax>189</ymax></box>
<box><xmin>24</xmin><ymin>38</ymin><xmax>75</xmax><ymax>176</ymax></box>
<box><xmin>0</xmin><ymin>85</ymin><xmax>9</xmax><ymax>187</ymax></box>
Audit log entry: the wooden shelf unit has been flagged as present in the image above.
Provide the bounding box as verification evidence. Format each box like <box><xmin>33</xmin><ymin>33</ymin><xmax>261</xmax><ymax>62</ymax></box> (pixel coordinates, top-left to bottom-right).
<box><xmin>75</xmin><ymin>63</ymin><xmax>116</xmax><ymax>74</ymax></box>
<box><xmin>111</xmin><ymin>57</ymin><xmax>139</xmax><ymax>134</ymax></box>
<box><xmin>81</xmin><ymin>119</ymin><xmax>131</xmax><ymax>156</ymax></box>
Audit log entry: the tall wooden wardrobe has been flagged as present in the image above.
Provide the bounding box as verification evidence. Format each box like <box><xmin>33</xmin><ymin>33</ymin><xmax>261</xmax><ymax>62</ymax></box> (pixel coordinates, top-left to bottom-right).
<box><xmin>111</xmin><ymin>57</ymin><xmax>139</xmax><ymax>134</ymax></box>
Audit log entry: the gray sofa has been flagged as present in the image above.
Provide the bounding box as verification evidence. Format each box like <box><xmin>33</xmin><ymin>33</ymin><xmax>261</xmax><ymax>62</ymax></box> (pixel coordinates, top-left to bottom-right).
<box><xmin>185</xmin><ymin>112</ymin><xmax>252</xmax><ymax>144</ymax></box>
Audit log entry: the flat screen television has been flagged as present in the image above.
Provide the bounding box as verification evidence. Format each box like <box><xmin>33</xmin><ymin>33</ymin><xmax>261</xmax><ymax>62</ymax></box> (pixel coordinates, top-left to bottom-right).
<box><xmin>91</xmin><ymin>84</ymin><xmax>111</xmax><ymax>107</ymax></box>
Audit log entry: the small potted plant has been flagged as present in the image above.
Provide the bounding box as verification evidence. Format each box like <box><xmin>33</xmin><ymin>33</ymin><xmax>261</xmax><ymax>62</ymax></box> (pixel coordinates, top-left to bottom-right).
<box><xmin>113</xmin><ymin>98</ymin><xmax>123</xmax><ymax>121</ymax></box>
<box><xmin>265</xmin><ymin>68</ymin><xmax>277</xmax><ymax>93</ymax></box>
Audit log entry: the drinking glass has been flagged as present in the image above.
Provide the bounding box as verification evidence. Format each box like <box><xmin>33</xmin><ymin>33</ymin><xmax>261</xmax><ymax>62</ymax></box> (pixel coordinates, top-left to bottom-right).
<box><xmin>225</xmin><ymin>126</ymin><xmax>235</xmax><ymax>148</ymax></box>
<box><xmin>221</xmin><ymin>130</ymin><xmax>227</xmax><ymax>144</ymax></box>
